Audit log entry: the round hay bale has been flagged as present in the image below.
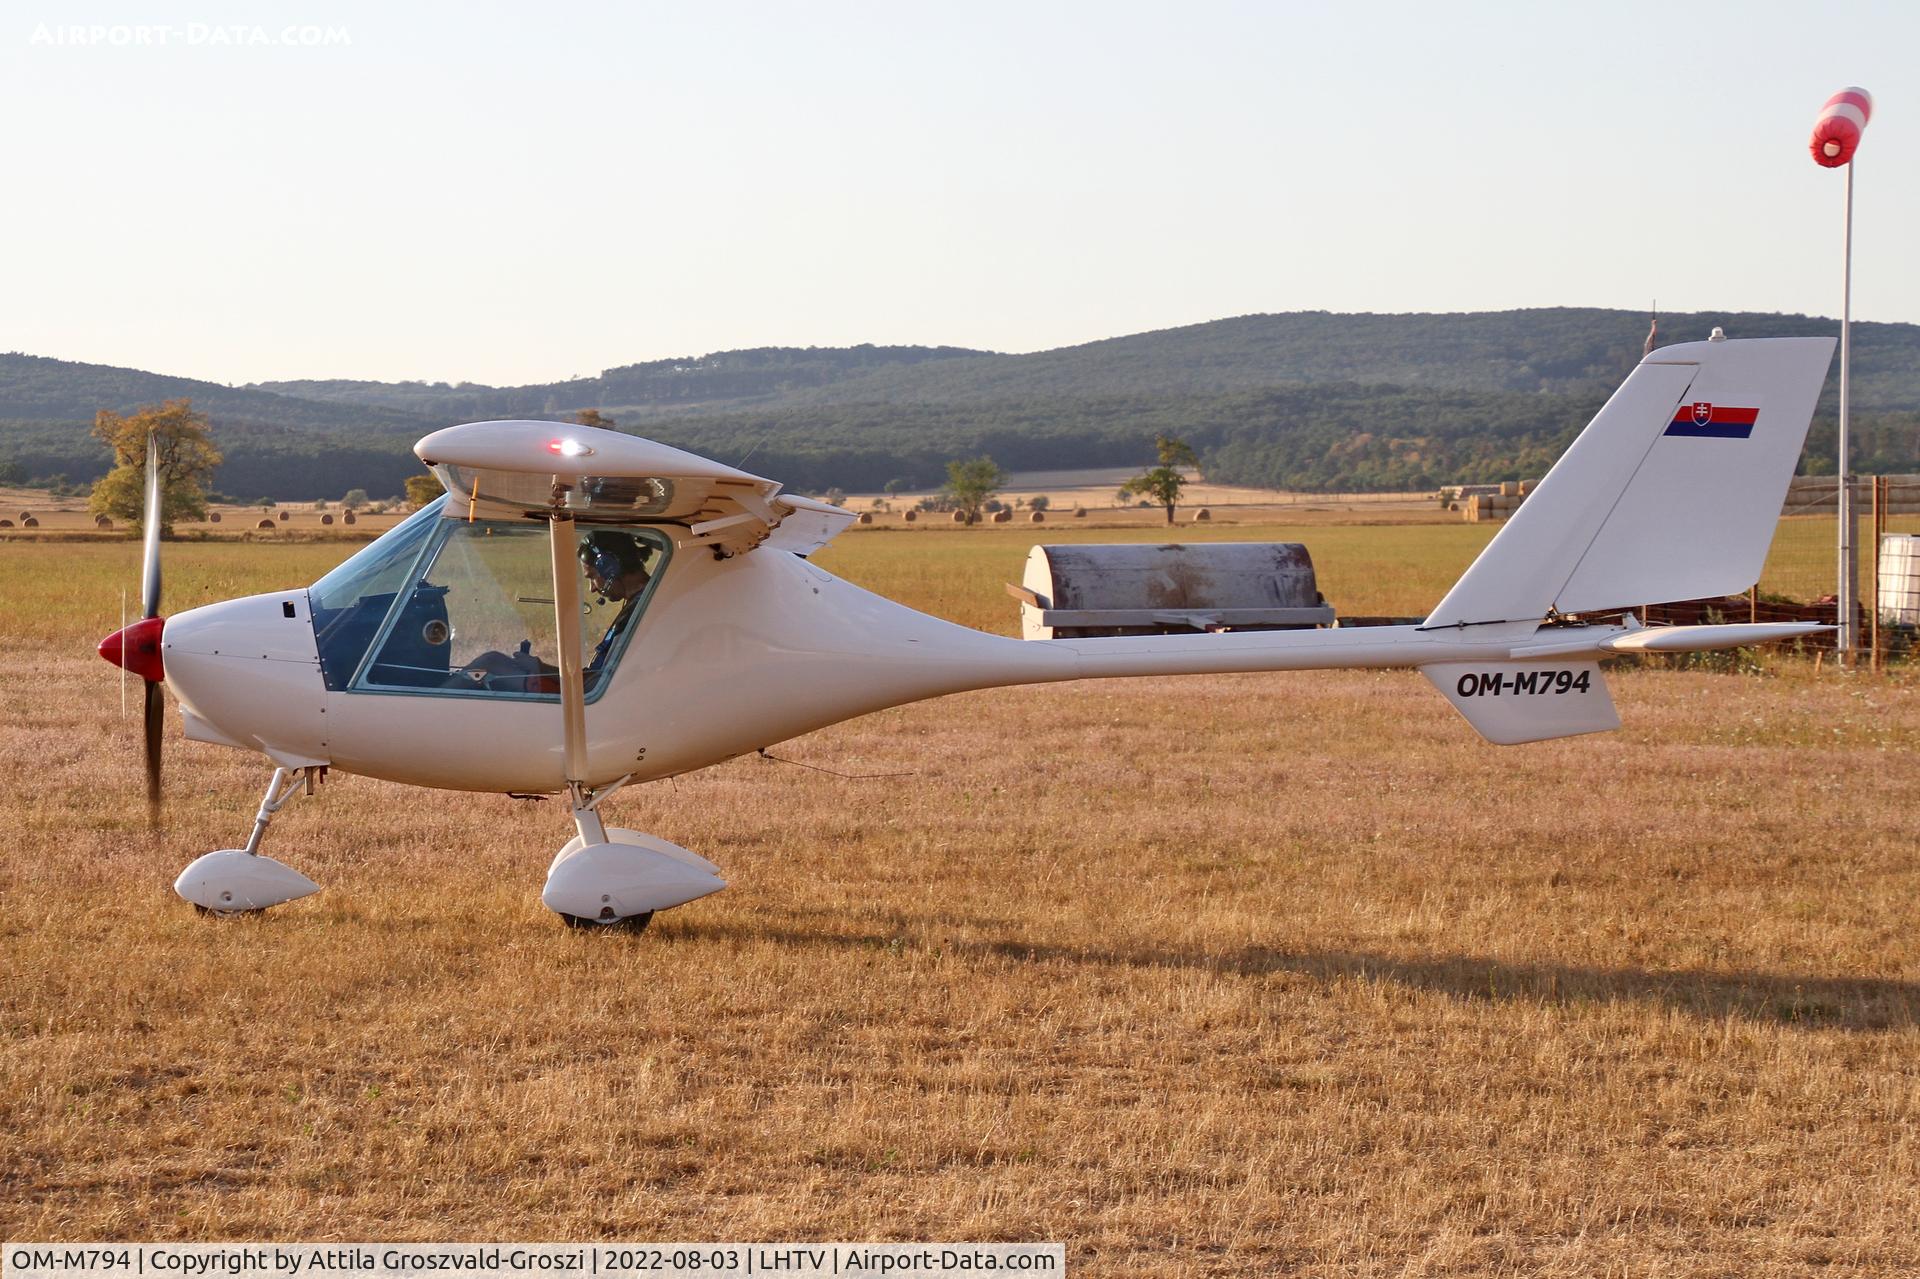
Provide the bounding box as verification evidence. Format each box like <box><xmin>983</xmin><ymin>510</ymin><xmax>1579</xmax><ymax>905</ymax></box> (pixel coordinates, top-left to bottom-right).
<box><xmin>951</xmin><ymin>510</ymin><xmax>968</xmax><ymax>523</ymax></box>
<box><xmin>320</xmin><ymin>513</ymin><xmax>335</xmax><ymax>525</ymax></box>
<box><xmin>19</xmin><ymin>511</ymin><xmax>32</xmax><ymax>521</ymax></box>
<box><xmin>342</xmin><ymin>510</ymin><xmax>356</xmax><ymax>525</ymax></box>
<box><xmin>95</xmin><ymin>515</ymin><xmax>113</xmax><ymax>528</ymax></box>
<box><xmin>857</xmin><ymin>512</ymin><xmax>873</xmax><ymax>524</ymax></box>
<box><xmin>21</xmin><ymin>517</ymin><xmax>38</xmax><ymax>527</ymax></box>
<box><xmin>278</xmin><ymin>510</ymin><xmax>289</xmax><ymax>521</ymax></box>
<box><xmin>1074</xmin><ymin>507</ymin><xmax>1087</xmax><ymax>518</ymax></box>
<box><xmin>1029</xmin><ymin>510</ymin><xmax>1045</xmax><ymax>523</ymax></box>
<box><xmin>903</xmin><ymin>510</ymin><xmax>917</xmax><ymax>523</ymax></box>
<box><xmin>1192</xmin><ymin>507</ymin><xmax>1211</xmax><ymax>522</ymax></box>
<box><xmin>992</xmin><ymin>509</ymin><xmax>1012</xmax><ymax>523</ymax></box>
<box><xmin>257</xmin><ymin>518</ymin><xmax>276</xmax><ymax>529</ymax></box>
<box><xmin>208</xmin><ymin>511</ymin><xmax>221</xmax><ymax>523</ymax></box>
<box><xmin>0</xmin><ymin>519</ymin><xmax>12</xmax><ymax>528</ymax></box>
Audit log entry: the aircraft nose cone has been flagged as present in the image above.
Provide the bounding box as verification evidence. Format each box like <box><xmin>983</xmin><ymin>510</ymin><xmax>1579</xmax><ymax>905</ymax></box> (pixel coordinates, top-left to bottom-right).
<box><xmin>99</xmin><ymin>615</ymin><xmax>166</xmax><ymax>682</ymax></box>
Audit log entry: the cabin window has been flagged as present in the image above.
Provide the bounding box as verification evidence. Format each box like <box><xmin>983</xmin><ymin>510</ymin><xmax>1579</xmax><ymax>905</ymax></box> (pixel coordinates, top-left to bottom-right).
<box><xmin>334</xmin><ymin>513</ymin><xmax>667</xmax><ymax>702</ymax></box>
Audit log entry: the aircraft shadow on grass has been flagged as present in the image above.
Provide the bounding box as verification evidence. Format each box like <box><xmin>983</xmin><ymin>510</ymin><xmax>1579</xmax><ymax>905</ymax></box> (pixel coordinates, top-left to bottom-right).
<box><xmin>674</xmin><ymin>917</ymin><xmax>1920</xmax><ymax>1033</ymax></box>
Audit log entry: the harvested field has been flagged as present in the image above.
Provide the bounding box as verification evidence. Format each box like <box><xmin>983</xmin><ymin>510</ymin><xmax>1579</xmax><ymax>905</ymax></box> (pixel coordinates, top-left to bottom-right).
<box><xmin>3</xmin><ymin>531</ymin><xmax>1918</xmax><ymax>1275</ymax></box>
<box><xmin>0</xmin><ymin>489</ymin><xmax>409</xmax><ymax>539</ymax></box>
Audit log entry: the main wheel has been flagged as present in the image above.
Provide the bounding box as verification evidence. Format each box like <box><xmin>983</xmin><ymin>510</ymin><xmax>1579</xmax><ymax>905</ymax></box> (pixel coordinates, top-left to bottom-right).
<box><xmin>559</xmin><ymin>910</ymin><xmax>655</xmax><ymax>934</ymax></box>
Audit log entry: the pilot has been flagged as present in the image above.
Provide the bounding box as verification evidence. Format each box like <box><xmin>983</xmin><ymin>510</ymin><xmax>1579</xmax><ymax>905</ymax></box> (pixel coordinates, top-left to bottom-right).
<box><xmin>452</xmin><ymin>532</ymin><xmax>652</xmax><ymax>692</ymax></box>
<box><xmin>580</xmin><ymin>531</ymin><xmax>654</xmax><ymax>674</ymax></box>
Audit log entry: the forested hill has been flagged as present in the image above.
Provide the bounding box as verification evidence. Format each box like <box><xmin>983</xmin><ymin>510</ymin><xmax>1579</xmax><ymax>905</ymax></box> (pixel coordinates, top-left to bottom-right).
<box><xmin>256</xmin><ymin>309</ymin><xmax>1920</xmax><ymax>419</ymax></box>
<box><xmin>0</xmin><ymin>352</ymin><xmax>443</xmax><ymax>502</ymax></box>
<box><xmin>253</xmin><ymin>345</ymin><xmax>990</xmax><ymax>421</ymax></box>
<box><xmin>783</xmin><ymin>309</ymin><xmax>1920</xmax><ymax>408</ymax></box>
<box><xmin>0</xmin><ymin>352</ymin><xmax>433</xmax><ymax>432</ymax></box>
<box><xmin>6</xmin><ymin>309</ymin><xmax>1918</xmax><ymax>499</ymax></box>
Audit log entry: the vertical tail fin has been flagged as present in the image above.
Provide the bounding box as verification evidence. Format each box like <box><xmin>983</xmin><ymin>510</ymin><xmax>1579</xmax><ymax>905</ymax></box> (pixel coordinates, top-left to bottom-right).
<box><xmin>1425</xmin><ymin>337</ymin><xmax>1835</xmax><ymax>630</ymax></box>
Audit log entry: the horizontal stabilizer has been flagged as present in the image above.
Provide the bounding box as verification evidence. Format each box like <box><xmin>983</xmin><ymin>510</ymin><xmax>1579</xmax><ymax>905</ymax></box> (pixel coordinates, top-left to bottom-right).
<box><xmin>1599</xmin><ymin>622</ymin><xmax>1829</xmax><ymax>652</ymax></box>
<box><xmin>1506</xmin><ymin>621</ymin><xmax>1831</xmax><ymax>659</ymax></box>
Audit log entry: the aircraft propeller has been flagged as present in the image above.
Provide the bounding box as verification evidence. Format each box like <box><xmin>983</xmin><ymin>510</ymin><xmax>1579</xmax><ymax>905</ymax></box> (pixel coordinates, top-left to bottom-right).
<box><xmin>96</xmin><ymin>435</ymin><xmax>167</xmax><ymax>820</ymax></box>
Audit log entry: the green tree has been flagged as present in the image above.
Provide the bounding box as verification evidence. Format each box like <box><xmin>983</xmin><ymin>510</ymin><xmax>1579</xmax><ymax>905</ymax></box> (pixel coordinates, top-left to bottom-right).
<box><xmin>405</xmin><ymin>473</ymin><xmax>444</xmax><ymax>509</ymax></box>
<box><xmin>942</xmin><ymin>455</ymin><xmax>1004</xmax><ymax>522</ymax></box>
<box><xmin>572</xmin><ymin>408</ymin><xmax>614</xmax><ymax>429</ymax></box>
<box><xmin>1029</xmin><ymin>494</ymin><xmax>1050</xmax><ymax>512</ymax></box>
<box><xmin>341</xmin><ymin>487</ymin><xmax>369</xmax><ymax>511</ymax></box>
<box><xmin>88</xmin><ymin>399</ymin><xmax>221</xmax><ymax>536</ymax></box>
<box><xmin>1121</xmin><ymin>434</ymin><xmax>1200</xmax><ymax>525</ymax></box>
<box><xmin>0</xmin><ymin>459</ymin><xmax>22</xmax><ymax>486</ymax></box>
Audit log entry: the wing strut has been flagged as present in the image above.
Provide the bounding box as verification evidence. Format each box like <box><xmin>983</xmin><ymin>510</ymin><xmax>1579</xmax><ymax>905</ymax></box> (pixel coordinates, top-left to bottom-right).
<box><xmin>546</xmin><ymin>513</ymin><xmax>631</xmax><ymax>841</ymax></box>
<box><xmin>547</xmin><ymin>513</ymin><xmax>589</xmax><ymax>783</ymax></box>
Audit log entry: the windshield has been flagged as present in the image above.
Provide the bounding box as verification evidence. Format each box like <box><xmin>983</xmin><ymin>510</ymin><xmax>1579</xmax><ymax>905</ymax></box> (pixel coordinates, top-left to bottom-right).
<box><xmin>309</xmin><ymin>497</ymin><xmax>446</xmax><ymax>690</ymax></box>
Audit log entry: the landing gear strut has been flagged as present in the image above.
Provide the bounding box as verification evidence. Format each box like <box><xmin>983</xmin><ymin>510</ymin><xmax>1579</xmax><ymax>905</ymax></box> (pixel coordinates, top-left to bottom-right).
<box><xmin>540</xmin><ymin>774</ymin><xmax>726</xmax><ymax>930</ymax></box>
<box><xmin>174</xmin><ymin>766</ymin><xmax>324</xmax><ymax>913</ymax></box>
<box><xmin>529</xmin><ymin>515</ymin><xmax>727</xmax><ymax>932</ymax></box>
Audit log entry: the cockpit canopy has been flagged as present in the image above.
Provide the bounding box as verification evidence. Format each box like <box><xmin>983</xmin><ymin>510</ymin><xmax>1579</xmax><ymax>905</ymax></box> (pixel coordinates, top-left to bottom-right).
<box><xmin>307</xmin><ymin>497</ymin><xmax>668</xmax><ymax>702</ymax></box>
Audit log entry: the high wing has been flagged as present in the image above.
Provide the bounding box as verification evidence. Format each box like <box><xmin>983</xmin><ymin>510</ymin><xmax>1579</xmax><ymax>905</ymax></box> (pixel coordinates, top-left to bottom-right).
<box><xmin>414</xmin><ymin>419</ymin><xmax>856</xmax><ymax>558</ymax></box>
<box><xmin>414</xmin><ymin>419</ymin><xmax>850</xmax><ymax>903</ymax></box>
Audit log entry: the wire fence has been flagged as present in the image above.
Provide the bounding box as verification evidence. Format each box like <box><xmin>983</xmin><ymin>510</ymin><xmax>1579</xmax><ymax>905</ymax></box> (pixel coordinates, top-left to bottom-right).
<box><xmin>1745</xmin><ymin>475</ymin><xmax>1920</xmax><ymax>665</ymax></box>
<box><xmin>1759</xmin><ymin>476</ymin><xmax>1920</xmax><ymax>601</ymax></box>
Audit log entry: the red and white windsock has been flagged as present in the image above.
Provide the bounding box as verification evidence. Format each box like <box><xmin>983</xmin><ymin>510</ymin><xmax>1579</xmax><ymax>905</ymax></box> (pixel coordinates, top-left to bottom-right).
<box><xmin>1810</xmin><ymin>87</ymin><xmax>1873</xmax><ymax>167</ymax></box>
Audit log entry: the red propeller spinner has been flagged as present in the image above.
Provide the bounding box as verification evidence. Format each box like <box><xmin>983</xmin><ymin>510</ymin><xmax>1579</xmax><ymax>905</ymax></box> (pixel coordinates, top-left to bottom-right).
<box><xmin>99</xmin><ymin>614</ymin><xmax>166</xmax><ymax>682</ymax></box>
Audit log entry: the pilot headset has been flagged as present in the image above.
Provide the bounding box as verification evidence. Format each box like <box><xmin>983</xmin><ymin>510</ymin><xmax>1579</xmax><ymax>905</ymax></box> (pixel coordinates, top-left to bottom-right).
<box><xmin>580</xmin><ymin>535</ymin><xmax>637</xmax><ymax>604</ymax></box>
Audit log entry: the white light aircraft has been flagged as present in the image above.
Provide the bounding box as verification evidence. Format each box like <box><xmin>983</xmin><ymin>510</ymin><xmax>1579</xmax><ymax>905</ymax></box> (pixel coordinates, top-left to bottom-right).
<box><xmin>98</xmin><ymin>336</ymin><xmax>1834</xmax><ymax>930</ymax></box>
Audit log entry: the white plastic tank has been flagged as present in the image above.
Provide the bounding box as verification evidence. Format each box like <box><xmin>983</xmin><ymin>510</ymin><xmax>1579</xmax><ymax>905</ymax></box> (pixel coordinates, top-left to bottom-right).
<box><xmin>1879</xmin><ymin>534</ymin><xmax>1920</xmax><ymax>625</ymax></box>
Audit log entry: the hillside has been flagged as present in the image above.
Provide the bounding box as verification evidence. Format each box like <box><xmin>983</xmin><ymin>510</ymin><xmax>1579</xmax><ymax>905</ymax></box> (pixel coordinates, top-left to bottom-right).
<box><xmin>254</xmin><ymin>345</ymin><xmax>990</xmax><ymax>422</ymax></box>
<box><xmin>6</xmin><ymin>309</ymin><xmax>1917</xmax><ymax>498</ymax></box>
<box><xmin>0</xmin><ymin>353</ymin><xmax>439</xmax><ymax>501</ymax></box>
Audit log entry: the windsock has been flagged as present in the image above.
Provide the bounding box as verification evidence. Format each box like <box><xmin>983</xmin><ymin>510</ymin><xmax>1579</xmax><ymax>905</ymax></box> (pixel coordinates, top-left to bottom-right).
<box><xmin>1810</xmin><ymin>87</ymin><xmax>1872</xmax><ymax>167</ymax></box>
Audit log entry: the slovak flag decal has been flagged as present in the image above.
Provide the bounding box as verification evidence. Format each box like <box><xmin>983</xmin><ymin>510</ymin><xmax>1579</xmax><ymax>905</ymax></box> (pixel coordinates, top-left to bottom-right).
<box><xmin>1665</xmin><ymin>402</ymin><xmax>1759</xmax><ymax>439</ymax></box>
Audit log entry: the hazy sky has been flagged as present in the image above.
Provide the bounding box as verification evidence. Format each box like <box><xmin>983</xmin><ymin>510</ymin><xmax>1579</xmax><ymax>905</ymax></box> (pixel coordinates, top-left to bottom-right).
<box><xmin>5</xmin><ymin>0</ymin><xmax>1916</xmax><ymax>385</ymax></box>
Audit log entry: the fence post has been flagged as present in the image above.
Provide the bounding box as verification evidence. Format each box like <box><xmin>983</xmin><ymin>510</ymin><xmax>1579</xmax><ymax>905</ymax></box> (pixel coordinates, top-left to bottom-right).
<box><xmin>1871</xmin><ymin>475</ymin><xmax>1886</xmax><ymax>672</ymax></box>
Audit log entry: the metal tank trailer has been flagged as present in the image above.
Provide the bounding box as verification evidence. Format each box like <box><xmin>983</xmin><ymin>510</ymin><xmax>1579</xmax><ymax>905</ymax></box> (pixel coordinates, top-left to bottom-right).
<box><xmin>1010</xmin><ymin>543</ymin><xmax>1336</xmax><ymax>640</ymax></box>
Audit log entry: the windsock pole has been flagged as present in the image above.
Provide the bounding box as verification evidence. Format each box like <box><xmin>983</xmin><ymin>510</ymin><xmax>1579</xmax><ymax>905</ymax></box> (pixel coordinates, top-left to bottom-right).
<box><xmin>1839</xmin><ymin>158</ymin><xmax>1856</xmax><ymax>662</ymax></box>
<box><xmin>1811</xmin><ymin>87</ymin><xmax>1871</xmax><ymax>664</ymax></box>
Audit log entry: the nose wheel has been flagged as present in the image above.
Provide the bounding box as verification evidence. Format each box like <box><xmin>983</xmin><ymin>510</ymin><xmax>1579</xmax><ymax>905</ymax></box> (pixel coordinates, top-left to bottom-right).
<box><xmin>559</xmin><ymin>909</ymin><xmax>655</xmax><ymax>933</ymax></box>
<box><xmin>175</xmin><ymin>766</ymin><xmax>324</xmax><ymax>914</ymax></box>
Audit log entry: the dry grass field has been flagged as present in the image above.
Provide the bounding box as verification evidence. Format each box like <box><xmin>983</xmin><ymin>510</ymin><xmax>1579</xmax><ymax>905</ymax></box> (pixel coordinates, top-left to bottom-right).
<box><xmin>4</xmin><ymin>528</ymin><xmax>1919</xmax><ymax>1276</ymax></box>
<box><xmin>850</xmin><ymin>471</ymin><xmax>1439</xmax><ymax>519</ymax></box>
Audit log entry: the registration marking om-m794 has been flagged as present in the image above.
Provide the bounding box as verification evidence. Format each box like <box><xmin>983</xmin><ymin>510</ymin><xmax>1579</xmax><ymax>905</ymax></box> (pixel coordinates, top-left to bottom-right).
<box><xmin>1454</xmin><ymin>669</ymin><xmax>1594</xmax><ymax>698</ymax></box>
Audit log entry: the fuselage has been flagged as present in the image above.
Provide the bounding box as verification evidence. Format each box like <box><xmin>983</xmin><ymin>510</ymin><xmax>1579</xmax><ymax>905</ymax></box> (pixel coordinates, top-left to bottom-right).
<box><xmin>155</xmin><ymin>513</ymin><xmax>1622</xmax><ymax>794</ymax></box>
